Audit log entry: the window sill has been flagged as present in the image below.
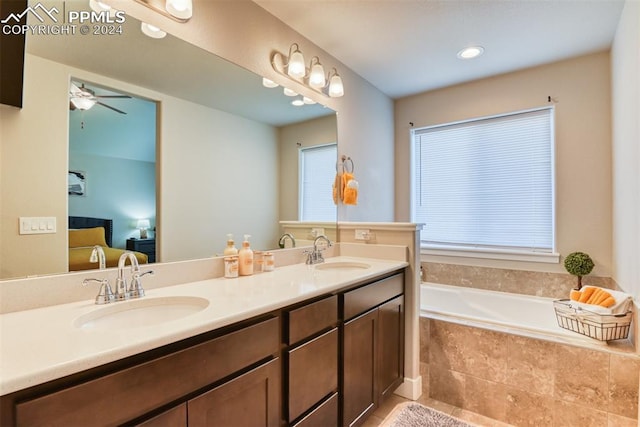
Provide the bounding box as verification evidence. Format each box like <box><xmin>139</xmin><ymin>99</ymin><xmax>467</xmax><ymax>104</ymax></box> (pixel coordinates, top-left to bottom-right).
<box><xmin>421</xmin><ymin>245</ymin><xmax>560</xmax><ymax>264</ymax></box>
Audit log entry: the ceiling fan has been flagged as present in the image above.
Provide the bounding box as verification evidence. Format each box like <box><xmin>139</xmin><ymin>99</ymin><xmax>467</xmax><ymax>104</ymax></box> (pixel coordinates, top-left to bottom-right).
<box><xmin>69</xmin><ymin>82</ymin><xmax>131</xmax><ymax>115</ymax></box>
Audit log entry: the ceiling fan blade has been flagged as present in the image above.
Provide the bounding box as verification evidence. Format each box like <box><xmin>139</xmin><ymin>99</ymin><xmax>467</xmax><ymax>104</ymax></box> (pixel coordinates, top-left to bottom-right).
<box><xmin>69</xmin><ymin>82</ymin><xmax>83</xmax><ymax>96</ymax></box>
<box><xmin>97</xmin><ymin>101</ymin><xmax>127</xmax><ymax>115</ymax></box>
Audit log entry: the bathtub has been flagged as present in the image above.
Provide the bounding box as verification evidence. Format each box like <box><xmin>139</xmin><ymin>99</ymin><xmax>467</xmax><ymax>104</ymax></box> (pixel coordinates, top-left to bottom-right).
<box><xmin>420</xmin><ymin>282</ymin><xmax>609</xmax><ymax>348</ymax></box>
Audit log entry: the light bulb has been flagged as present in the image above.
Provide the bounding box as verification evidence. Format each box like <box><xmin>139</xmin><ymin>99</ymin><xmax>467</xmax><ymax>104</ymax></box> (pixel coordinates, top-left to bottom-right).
<box><xmin>141</xmin><ymin>22</ymin><xmax>167</xmax><ymax>39</ymax></box>
<box><xmin>303</xmin><ymin>97</ymin><xmax>316</xmax><ymax>105</ymax></box>
<box><xmin>262</xmin><ymin>78</ymin><xmax>278</xmax><ymax>88</ymax></box>
<box><xmin>291</xmin><ymin>99</ymin><xmax>304</xmax><ymax>106</ymax></box>
<box><xmin>287</xmin><ymin>49</ymin><xmax>306</xmax><ymax>78</ymax></box>
<box><xmin>166</xmin><ymin>0</ymin><xmax>193</xmax><ymax>19</ymax></box>
<box><xmin>309</xmin><ymin>62</ymin><xmax>326</xmax><ymax>89</ymax></box>
<box><xmin>71</xmin><ymin>97</ymin><xmax>96</xmax><ymax>110</ymax></box>
<box><xmin>328</xmin><ymin>73</ymin><xmax>344</xmax><ymax>97</ymax></box>
<box><xmin>283</xmin><ymin>88</ymin><xmax>298</xmax><ymax>97</ymax></box>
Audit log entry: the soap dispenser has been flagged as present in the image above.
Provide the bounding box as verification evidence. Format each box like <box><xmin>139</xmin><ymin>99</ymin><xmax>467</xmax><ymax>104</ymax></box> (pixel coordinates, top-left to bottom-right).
<box><xmin>238</xmin><ymin>234</ymin><xmax>254</xmax><ymax>276</ymax></box>
<box><xmin>224</xmin><ymin>234</ymin><xmax>238</xmax><ymax>256</ymax></box>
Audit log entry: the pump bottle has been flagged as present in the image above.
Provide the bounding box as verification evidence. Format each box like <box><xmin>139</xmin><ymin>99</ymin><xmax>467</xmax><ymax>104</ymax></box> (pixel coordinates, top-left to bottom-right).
<box><xmin>224</xmin><ymin>234</ymin><xmax>238</xmax><ymax>256</ymax></box>
<box><xmin>238</xmin><ymin>234</ymin><xmax>254</xmax><ymax>276</ymax></box>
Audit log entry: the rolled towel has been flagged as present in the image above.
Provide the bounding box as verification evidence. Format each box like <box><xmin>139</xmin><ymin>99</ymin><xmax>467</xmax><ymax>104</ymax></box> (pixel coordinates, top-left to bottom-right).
<box><xmin>568</xmin><ymin>286</ymin><xmax>633</xmax><ymax>315</ymax></box>
<box><xmin>343</xmin><ymin>177</ymin><xmax>358</xmax><ymax>205</ymax></box>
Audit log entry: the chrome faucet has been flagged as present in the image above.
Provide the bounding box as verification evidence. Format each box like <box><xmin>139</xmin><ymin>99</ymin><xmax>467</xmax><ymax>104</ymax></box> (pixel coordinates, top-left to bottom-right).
<box><xmin>305</xmin><ymin>235</ymin><xmax>332</xmax><ymax>264</ymax></box>
<box><xmin>278</xmin><ymin>233</ymin><xmax>296</xmax><ymax>248</ymax></box>
<box><xmin>114</xmin><ymin>251</ymin><xmax>153</xmax><ymax>300</ymax></box>
<box><xmin>83</xmin><ymin>251</ymin><xmax>153</xmax><ymax>304</ymax></box>
<box><xmin>89</xmin><ymin>245</ymin><xmax>106</xmax><ymax>270</ymax></box>
<box><xmin>83</xmin><ymin>278</ymin><xmax>115</xmax><ymax>305</ymax></box>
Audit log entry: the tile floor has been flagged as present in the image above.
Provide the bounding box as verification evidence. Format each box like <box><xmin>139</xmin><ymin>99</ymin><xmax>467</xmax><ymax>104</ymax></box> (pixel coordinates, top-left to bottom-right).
<box><xmin>364</xmin><ymin>394</ymin><xmax>514</xmax><ymax>427</ymax></box>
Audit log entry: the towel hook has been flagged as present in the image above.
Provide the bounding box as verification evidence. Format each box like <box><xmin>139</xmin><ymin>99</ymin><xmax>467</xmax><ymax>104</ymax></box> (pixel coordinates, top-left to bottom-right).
<box><xmin>341</xmin><ymin>155</ymin><xmax>354</xmax><ymax>173</ymax></box>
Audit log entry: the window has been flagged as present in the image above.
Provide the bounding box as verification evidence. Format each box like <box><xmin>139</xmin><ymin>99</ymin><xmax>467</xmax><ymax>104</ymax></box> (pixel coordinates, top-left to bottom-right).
<box><xmin>299</xmin><ymin>143</ymin><xmax>337</xmax><ymax>221</ymax></box>
<box><xmin>412</xmin><ymin>107</ymin><xmax>556</xmax><ymax>261</ymax></box>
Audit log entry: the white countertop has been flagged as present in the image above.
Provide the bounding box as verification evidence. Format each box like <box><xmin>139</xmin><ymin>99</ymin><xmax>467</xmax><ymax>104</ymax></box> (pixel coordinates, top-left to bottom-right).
<box><xmin>0</xmin><ymin>256</ymin><xmax>407</xmax><ymax>396</ymax></box>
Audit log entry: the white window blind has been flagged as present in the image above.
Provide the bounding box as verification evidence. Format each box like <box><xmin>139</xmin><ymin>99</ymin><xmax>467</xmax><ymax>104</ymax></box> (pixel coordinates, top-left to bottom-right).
<box><xmin>413</xmin><ymin>107</ymin><xmax>554</xmax><ymax>253</ymax></box>
<box><xmin>300</xmin><ymin>144</ymin><xmax>337</xmax><ymax>222</ymax></box>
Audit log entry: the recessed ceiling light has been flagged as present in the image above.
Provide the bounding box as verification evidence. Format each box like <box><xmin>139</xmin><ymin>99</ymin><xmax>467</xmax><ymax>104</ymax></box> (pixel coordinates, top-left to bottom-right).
<box><xmin>457</xmin><ymin>46</ymin><xmax>484</xmax><ymax>59</ymax></box>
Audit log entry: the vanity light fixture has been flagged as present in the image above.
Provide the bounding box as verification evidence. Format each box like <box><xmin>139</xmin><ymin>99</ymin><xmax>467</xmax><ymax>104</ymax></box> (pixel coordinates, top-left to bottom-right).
<box><xmin>457</xmin><ymin>46</ymin><xmax>485</xmax><ymax>59</ymax></box>
<box><xmin>262</xmin><ymin>77</ymin><xmax>279</xmax><ymax>88</ymax></box>
<box><xmin>141</xmin><ymin>22</ymin><xmax>167</xmax><ymax>39</ymax></box>
<box><xmin>303</xmin><ymin>96</ymin><xmax>316</xmax><ymax>105</ymax></box>
<box><xmin>283</xmin><ymin>87</ymin><xmax>298</xmax><ymax>97</ymax></box>
<box><xmin>291</xmin><ymin>98</ymin><xmax>305</xmax><ymax>107</ymax></box>
<box><xmin>271</xmin><ymin>43</ymin><xmax>345</xmax><ymax>98</ymax></box>
<box><xmin>133</xmin><ymin>0</ymin><xmax>193</xmax><ymax>22</ymax></box>
<box><xmin>89</xmin><ymin>0</ymin><xmax>113</xmax><ymax>14</ymax></box>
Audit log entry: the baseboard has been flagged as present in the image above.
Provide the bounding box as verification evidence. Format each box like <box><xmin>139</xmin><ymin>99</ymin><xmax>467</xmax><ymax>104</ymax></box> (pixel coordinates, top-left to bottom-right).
<box><xmin>393</xmin><ymin>375</ymin><xmax>422</xmax><ymax>400</ymax></box>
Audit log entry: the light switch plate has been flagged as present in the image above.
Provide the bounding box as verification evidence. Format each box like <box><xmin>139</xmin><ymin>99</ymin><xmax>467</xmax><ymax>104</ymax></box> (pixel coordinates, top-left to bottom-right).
<box><xmin>19</xmin><ymin>217</ymin><xmax>57</xmax><ymax>235</ymax></box>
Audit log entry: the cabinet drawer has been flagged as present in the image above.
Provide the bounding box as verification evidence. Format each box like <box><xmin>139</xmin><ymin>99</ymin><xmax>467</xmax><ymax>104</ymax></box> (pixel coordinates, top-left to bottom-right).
<box><xmin>292</xmin><ymin>392</ymin><xmax>338</xmax><ymax>427</ymax></box>
<box><xmin>16</xmin><ymin>316</ymin><xmax>279</xmax><ymax>427</ymax></box>
<box><xmin>287</xmin><ymin>295</ymin><xmax>337</xmax><ymax>344</ymax></box>
<box><xmin>343</xmin><ymin>273</ymin><xmax>403</xmax><ymax>320</ymax></box>
<box><xmin>288</xmin><ymin>328</ymin><xmax>338</xmax><ymax>422</ymax></box>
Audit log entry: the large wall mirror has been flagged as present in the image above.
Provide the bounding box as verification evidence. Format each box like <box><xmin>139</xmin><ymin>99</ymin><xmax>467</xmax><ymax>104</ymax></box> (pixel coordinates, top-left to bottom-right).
<box><xmin>0</xmin><ymin>0</ymin><xmax>337</xmax><ymax>280</ymax></box>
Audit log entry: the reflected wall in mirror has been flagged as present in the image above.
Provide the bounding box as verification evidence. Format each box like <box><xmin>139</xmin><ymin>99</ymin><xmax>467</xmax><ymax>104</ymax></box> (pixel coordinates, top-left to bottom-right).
<box><xmin>0</xmin><ymin>0</ymin><xmax>337</xmax><ymax>280</ymax></box>
<box><xmin>68</xmin><ymin>80</ymin><xmax>157</xmax><ymax>271</ymax></box>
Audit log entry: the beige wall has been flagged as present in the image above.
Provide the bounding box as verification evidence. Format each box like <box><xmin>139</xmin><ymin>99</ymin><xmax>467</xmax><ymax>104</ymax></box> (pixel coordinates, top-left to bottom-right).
<box><xmin>611</xmin><ymin>0</ymin><xmax>640</xmax><ymax>299</ymax></box>
<box><xmin>395</xmin><ymin>52</ymin><xmax>613</xmax><ymax>276</ymax></box>
<box><xmin>0</xmin><ymin>53</ymin><xmax>280</xmax><ymax>278</ymax></box>
<box><xmin>278</xmin><ymin>115</ymin><xmax>337</xmax><ymax>222</ymax></box>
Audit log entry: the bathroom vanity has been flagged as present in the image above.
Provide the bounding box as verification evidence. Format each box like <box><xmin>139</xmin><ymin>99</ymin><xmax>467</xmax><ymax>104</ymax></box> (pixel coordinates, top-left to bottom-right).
<box><xmin>0</xmin><ymin>257</ymin><xmax>407</xmax><ymax>427</ymax></box>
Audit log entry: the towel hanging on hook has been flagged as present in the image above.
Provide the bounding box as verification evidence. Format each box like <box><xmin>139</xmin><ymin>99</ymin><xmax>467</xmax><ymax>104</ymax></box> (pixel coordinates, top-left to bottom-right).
<box><xmin>332</xmin><ymin>155</ymin><xmax>358</xmax><ymax>205</ymax></box>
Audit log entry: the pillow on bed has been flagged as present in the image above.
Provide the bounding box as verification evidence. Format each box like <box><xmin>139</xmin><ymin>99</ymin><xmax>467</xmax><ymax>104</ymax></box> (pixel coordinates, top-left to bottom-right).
<box><xmin>69</xmin><ymin>227</ymin><xmax>108</xmax><ymax>248</ymax></box>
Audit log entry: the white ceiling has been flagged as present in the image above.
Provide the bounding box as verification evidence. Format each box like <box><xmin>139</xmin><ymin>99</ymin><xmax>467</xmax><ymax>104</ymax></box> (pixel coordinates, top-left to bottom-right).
<box><xmin>253</xmin><ymin>0</ymin><xmax>626</xmax><ymax>99</ymax></box>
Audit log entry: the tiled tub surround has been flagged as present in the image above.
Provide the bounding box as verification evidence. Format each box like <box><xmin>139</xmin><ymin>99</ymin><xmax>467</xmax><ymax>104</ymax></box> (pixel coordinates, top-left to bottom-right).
<box><xmin>420</xmin><ymin>318</ymin><xmax>639</xmax><ymax>426</ymax></box>
<box><xmin>423</xmin><ymin>262</ymin><xmax>615</xmax><ymax>299</ymax></box>
<box><xmin>419</xmin><ymin>282</ymin><xmax>639</xmax><ymax>425</ymax></box>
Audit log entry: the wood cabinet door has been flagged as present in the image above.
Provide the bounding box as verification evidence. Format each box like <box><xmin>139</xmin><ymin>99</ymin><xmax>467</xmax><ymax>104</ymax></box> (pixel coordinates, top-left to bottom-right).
<box><xmin>342</xmin><ymin>308</ymin><xmax>378</xmax><ymax>427</ymax></box>
<box><xmin>377</xmin><ymin>295</ymin><xmax>404</xmax><ymax>401</ymax></box>
<box><xmin>136</xmin><ymin>404</ymin><xmax>187</xmax><ymax>427</ymax></box>
<box><xmin>288</xmin><ymin>328</ymin><xmax>338</xmax><ymax>422</ymax></box>
<box><xmin>187</xmin><ymin>358</ymin><xmax>281</xmax><ymax>427</ymax></box>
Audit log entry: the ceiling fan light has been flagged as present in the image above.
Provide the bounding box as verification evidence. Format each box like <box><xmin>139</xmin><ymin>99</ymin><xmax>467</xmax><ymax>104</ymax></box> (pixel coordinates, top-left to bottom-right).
<box><xmin>287</xmin><ymin>49</ymin><xmax>306</xmax><ymax>78</ymax></box>
<box><xmin>309</xmin><ymin>62</ymin><xmax>326</xmax><ymax>89</ymax></box>
<box><xmin>328</xmin><ymin>73</ymin><xmax>344</xmax><ymax>98</ymax></box>
<box><xmin>71</xmin><ymin>97</ymin><xmax>97</xmax><ymax>110</ymax></box>
<box><xmin>165</xmin><ymin>0</ymin><xmax>193</xmax><ymax>20</ymax></box>
<box><xmin>141</xmin><ymin>22</ymin><xmax>167</xmax><ymax>39</ymax></box>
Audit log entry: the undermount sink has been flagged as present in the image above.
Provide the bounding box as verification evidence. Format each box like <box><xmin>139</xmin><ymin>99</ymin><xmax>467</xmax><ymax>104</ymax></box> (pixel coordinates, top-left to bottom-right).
<box><xmin>75</xmin><ymin>296</ymin><xmax>209</xmax><ymax>330</ymax></box>
<box><xmin>314</xmin><ymin>261</ymin><xmax>371</xmax><ymax>271</ymax></box>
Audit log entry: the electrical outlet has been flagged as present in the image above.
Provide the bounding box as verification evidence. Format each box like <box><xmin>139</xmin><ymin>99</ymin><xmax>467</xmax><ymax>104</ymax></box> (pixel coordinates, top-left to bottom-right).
<box><xmin>355</xmin><ymin>229</ymin><xmax>371</xmax><ymax>240</ymax></box>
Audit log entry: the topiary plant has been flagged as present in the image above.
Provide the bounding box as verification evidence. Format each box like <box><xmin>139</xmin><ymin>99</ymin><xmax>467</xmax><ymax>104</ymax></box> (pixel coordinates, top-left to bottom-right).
<box><xmin>564</xmin><ymin>252</ymin><xmax>594</xmax><ymax>290</ymax></box>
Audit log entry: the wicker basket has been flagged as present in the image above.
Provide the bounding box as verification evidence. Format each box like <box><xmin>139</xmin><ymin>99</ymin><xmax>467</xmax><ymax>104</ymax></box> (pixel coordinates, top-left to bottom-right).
<box><xmin>553</xmin><ymin>299</ymin><xmax>632</xmax><ymax>341</ymax></box>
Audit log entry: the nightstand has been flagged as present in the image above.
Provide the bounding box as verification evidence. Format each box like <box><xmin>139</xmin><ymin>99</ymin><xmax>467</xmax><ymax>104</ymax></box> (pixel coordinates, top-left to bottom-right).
<box><xmin>126</xmin><ymin>238</ymin><xmax>156</xmax><ymax>263</ymax></box>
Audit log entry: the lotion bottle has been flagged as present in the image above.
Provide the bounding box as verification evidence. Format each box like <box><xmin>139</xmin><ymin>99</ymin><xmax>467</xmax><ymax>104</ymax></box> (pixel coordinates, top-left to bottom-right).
<box><xmin>224</xmin><ymin>234</ymin><xmax>238</xmax><ymax>256</ymax></box>
<box><xmin>238</xmin><ymin>234</ymin><xmax>254</xmax><ymax>276</ymax></box>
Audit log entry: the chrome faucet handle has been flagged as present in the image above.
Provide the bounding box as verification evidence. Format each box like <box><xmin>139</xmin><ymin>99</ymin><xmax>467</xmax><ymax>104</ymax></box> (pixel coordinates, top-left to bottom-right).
<box><xmin>129</xmin><ymin>270</ymin><xmax>154</xmax><ymax>298</ymax></box>
<box><xmin>303</xmin><ymin>249</ymin><xmax>315</xmax><ymax>265</ymax></box>
<box><xmin>83</xmin><ymin>278</ymin><xmax>115</xmax><ymax>305</ymax></box>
